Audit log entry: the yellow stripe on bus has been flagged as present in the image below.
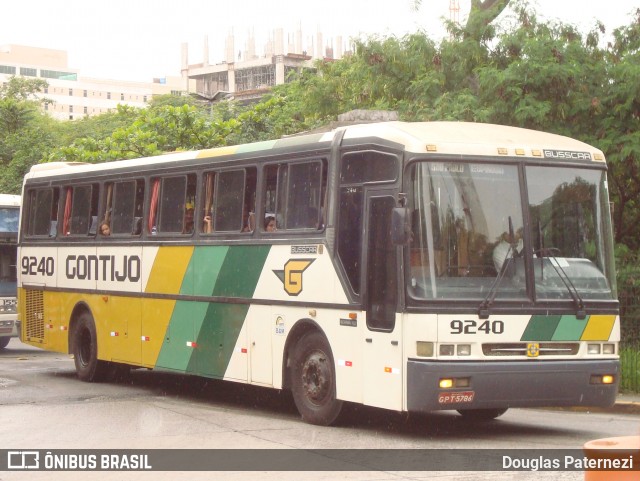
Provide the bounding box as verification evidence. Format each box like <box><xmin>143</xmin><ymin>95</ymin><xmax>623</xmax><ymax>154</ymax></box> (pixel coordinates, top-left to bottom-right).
<box><xmin>580</xmin><ymin>315</ymin><xmax>617</xmax><ymax>341</ymax></box>
<box><xmin>196</xmin><ymin>146</ymin><xmax>238</xmax><ymax>159</ymax></box>
<box><xmin>145</xmin><ymin>246</ymin><xmax>194</xmax><ymax>295</ymax></box>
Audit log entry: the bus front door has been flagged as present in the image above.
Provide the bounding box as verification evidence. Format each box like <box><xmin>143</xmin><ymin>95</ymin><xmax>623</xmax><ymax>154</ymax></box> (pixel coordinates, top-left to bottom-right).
<box><xmin>362</xmin><ymin>194</ymin><xmax>403</xmax><ymax>411</ymax></box>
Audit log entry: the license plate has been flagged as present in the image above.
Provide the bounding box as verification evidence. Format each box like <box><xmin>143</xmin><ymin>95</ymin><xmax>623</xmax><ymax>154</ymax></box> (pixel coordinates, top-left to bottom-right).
<box><xmin>438</xmin><ymin>391</ymin><xmax>475</xmax><ymax>404</ymax></box>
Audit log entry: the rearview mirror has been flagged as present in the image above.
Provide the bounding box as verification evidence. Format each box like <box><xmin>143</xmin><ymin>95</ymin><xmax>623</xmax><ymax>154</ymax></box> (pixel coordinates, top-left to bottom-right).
<box><xmin>391</xmin><ymin>207</ymin><xmax>411</xmax><ymax>245</ymax></box>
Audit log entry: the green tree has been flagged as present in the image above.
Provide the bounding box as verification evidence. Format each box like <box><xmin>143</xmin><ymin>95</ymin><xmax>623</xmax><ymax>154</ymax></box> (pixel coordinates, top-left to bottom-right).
<box><xmin>0</xmin><ymin>76</ymin><xmax>56</xmax><ymax>193</ymax></box>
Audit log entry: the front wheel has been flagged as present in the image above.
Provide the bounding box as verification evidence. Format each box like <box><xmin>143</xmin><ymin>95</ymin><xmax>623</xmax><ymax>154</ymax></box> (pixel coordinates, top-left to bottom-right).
<box><xmin>291</xmin><ymin>331</ymin><xmax>343</xmax><ymax>426</ymax></box>
<box><xmin>72</xmin><ymin>312</ymin><xmax>109</xmax><ymax>382</ymax></box>
<box><xmin>457</xmin><ymin>408</ymin><xmax>508</xmax><ymax>421</ymax></box>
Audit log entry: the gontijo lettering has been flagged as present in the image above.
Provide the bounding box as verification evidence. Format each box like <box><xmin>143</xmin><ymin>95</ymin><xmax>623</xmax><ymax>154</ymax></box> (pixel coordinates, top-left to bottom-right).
<box><xmin>65</xmin><ymin>255</ymin><xmax>141</xmax><ymax>282</ymax></box>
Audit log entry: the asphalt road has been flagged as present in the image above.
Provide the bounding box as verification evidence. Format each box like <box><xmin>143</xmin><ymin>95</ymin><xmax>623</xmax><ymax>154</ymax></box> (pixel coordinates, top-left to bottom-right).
<box><xmin>1</xmin><ymin>338</ymin><xmax>638</xmax><ymax>481</ymax></box>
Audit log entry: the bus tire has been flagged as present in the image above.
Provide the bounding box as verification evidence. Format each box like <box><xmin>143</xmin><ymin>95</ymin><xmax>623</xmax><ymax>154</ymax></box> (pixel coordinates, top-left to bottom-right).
<box><xmin>457</xmin><ymin>408</ymin><xmax>508</xmax><ymax>421</ymax></box>
<box><xmin>72</xmin><ymin>312</ymin><xmax>109</xmax><ymax>382</ymax></box>
<box><xmin>291</xmin><ymin>331</ymin><xmax>343</xmax><ymax>426</ymax></box>
<box><xmin>0</xmin><ymin>337</ymin><xmax>10</xmax><ymax>349</ymax></box>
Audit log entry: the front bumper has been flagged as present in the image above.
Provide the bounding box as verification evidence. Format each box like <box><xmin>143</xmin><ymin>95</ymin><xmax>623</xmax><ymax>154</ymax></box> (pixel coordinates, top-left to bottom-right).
<box><xmin>0</xmin><ymin>314</ymin><xmax>19</xmax><ymax>339</ymax></box>
<box><xmin>407</xmin><ymin>359</ymin><xmax>619</xmax><ymax>412</ymax></box>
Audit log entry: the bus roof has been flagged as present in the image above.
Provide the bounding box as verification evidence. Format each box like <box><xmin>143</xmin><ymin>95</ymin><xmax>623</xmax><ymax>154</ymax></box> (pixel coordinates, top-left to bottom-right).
<box><xmin>0</xmin><ymin>194</ymin><xmax>21</xmax><ymax>206</ymax></box>
<box><xmin>25</xmin><ymin>121</ymin><xmax>605</xmax><ymax>180</ymax></box>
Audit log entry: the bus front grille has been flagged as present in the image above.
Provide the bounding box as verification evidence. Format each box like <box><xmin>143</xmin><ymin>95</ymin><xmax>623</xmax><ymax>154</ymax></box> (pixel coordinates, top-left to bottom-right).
<box><xmin>482</xmin><ymin>342</ymin><xmax>580</xmax><ymax>357</ymax></box>
<box><xmin>25</xmin><ymin>289</ymin><xmax>45</xmax><ymax>341</ymax></box>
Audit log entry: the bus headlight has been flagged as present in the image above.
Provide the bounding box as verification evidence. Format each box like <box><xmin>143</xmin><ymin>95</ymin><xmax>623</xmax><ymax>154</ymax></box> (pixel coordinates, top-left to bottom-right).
<box><xmin>602</xmin><ymin>344</ymin><xmax>615</xmax><ymax>355</ymax></box>
<box><xmin>457</xmin><ymin>344</ymin><xmax>471</xmax><ymax>356</ymax></box>
<box><xmin>416</xmin><ymin>341</ymin><xmax>434</xmax><ymax>357</ymax></box>
<box><xmin>587</xmin><ymin>344</ymin><xmax>601</xmax><ymax>355</ymax></box>
<box><xmin>439</xmin><ymin>344</ymin><xmax>454</xmax><ymax>356</ymax></box>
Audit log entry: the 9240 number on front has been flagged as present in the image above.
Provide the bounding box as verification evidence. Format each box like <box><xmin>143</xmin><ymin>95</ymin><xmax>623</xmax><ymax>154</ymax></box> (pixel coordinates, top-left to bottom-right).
<box><xmin>450</xmin><ymin>319</ymin><xmax>504</xmax><ymax>335</ymax></box>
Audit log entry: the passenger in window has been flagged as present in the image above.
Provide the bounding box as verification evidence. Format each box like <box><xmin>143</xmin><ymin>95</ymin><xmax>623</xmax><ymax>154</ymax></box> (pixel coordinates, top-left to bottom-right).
<box><xmin>265</xmin><ymin>216</ymin><xmax>276</xmax><ymax>232</ymax></box>
<box><xmin>243</xmin><ymin>212</ymin><xmax>255</xmax><ymax>232</ymax></box>
<box><xmin>493</xmin><ymin>229</ymin><xmax>523</xmax><ymax>271</ymax></box>
<box><xmin>203</xmin><ymin>214</ymin><xmax>213</xmax><ymax>233</ymax></box>
<box><xmin>183</xmin><ymin>208</ymin><xmax>195</xmax><ymax>234</ymax></box>
<box><xmin>99</xmin><ymin>221</ymin><xmax>111</xmax><ymax>236</ymax></box>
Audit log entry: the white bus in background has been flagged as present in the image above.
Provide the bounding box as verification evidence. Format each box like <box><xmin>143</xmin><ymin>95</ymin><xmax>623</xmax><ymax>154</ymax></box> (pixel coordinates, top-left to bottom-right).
<box><xmin>0</xmin><ymin>194</ymin><xmax>20</xmax><ymax>349</ymax></box>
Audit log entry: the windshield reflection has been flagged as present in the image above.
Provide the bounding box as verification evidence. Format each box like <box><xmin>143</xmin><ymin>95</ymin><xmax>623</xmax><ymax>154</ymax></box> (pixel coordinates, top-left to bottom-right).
<box><xmin>407</xmin><ymin>162</ymin><xmax>615</xmax><ymax>302</ymax></box>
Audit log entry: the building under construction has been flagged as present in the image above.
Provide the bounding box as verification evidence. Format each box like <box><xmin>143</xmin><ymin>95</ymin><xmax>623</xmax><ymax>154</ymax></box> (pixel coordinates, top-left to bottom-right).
<box><xmin>182</xmin><ymin>28</ymin><xmax>349</xmax><ymax>103</ymax></box>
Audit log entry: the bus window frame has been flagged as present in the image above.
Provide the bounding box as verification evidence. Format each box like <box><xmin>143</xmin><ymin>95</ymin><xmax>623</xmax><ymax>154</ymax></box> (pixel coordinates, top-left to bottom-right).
<box><xmin>63</xmin><ymin>183</ymin><xmax>99</xmax><ymax>238</ymax></box>
<box><xmin>260</xmin><ymin>158</ymin><xmax>328</xmax><ymax>234</ymax></box>
<box><xmin>23</xmin><ymin>186</ymin><xmax>60</xmax><ymax>239</ymax></box>
<box><xmin>146</xmin><ymin>173</ymin><xmax>197</xmax><ymax>237</ymax></box>
<box><xmin>103</xmin><ymin>179</ymin><xmax>145</xmax><ymax>238</ymax></box>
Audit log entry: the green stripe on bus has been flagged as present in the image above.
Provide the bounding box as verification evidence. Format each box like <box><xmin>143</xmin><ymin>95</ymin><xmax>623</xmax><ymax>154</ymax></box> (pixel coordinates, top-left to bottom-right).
<box><xmin>155</xmin><ymin>245</ymin><xmax>271</xmax><ymax>376</ymax></box>
<box><xmin>190</xmin><ymin>245</ymin><xmax>229</xmax><ymax>296</ymax></box>
<box><xmin>236</xmin><ymin>140</ymin><xmax>277</xmax><ymax>154</ymax></box>
<box><xmin>156</xmin><ymin>300</ymin><xmax>209</xmax><ymax>372</ymax></box>
<box><xmin>520</xmin><ymin>315</ymin><xmax>562</xmax><ymax>341</ymax></box>
<box><xmin>212</xmin><ymin>245</ymin><xmax>271</xmax><ymax>298</ymax></box>
<box><xmin>188</xmin><ymin>302</ymin><xmax>250</xmax><ymax>376</ymax></box>
<box><xmin>551</xmin><ymin>315</ymin><xmax>588</xmax><ymax>341</ymax></box>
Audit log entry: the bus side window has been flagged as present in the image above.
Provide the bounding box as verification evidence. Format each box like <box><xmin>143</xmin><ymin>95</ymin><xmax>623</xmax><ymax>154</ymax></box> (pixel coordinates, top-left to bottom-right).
<box><xmin>107</xmin><ymin>180</ymin><xmax>144</xmax><ymax>236</ymax></box>
<box><xmin>63</xmin><ymin>184</ymin><xmax>99</xmax><ymax>236</ymax></box>
<box><xmin>151</xmin><ymin>174</ymin><xmax>196</xmax><ymax>235</ymax></box>
<box><xmin>215</xmin><ymin>170</ymin><xmax>245</xmax><ymax>232</ymax></box>
<box><xmin>202</xmin><ymin>172</ymin><xmax>215</xmax><ymax>234</ymax></box>
<box><xmin>262</xmin><ymin>164</ymin><xmax>281</xmax><ymax>233</ymax></box>
<box><xmin>286</xmin><ymin>160</ymin><xmax>324</xmax><ymax>230</ymax></box>
<box><xmin>157</xmin><ymin>176</ymin><xmax>187</xmax><ymax>233</ymax></box>
<box><xmin>243</xmin><ymin>167</ymin><xmax>257</xmax><ymax>233</ymax></box>
<box><xmin>262</xmin><ymin>160</ymin><xmax>326</xmax><ymax>231</ymax></box>
<box><xmin>26</xmin><ymin>188</ymin><xmax>59</xmax><ymax>237</ymax></box>
<box><xmin>133</xmin><ymin>180</ymin><xmax>145</xmax><ymax>235</ymax></box>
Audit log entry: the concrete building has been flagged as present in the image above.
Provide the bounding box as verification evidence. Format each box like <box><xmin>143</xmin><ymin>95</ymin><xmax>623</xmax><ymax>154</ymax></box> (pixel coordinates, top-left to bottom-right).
<box><xmin>183</xmin><ymin>28</ymin><xmax>349</xmax><ymax>103</ymax></box>
<box><xmin>0</xmin><ymin>44</ymin><xmax>189</xmax><ymax>120</ymax></box>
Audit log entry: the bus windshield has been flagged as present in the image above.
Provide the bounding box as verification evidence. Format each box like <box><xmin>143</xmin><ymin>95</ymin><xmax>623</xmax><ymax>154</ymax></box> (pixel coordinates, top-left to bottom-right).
<box><xmin>0</xmin><ymin>207</ymin><xmax>18</xmax><ymax>297</ymax></box>
<box><xmin>408</xmin><ymin>162</ymin><xmax>615</xmax><ymax>302</ymax></box>
<box><xmin>0</xmin><ymin>207</ymin><xmax>19</xmax><ymax>234</ymax></box>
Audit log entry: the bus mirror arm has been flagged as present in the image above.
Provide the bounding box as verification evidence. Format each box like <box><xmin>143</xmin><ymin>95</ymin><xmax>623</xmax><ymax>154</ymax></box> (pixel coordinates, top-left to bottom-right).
<box><xmin>391</xmin><ymin>207</ymin><xmax>411</xmax><ymax>245</ymax></box>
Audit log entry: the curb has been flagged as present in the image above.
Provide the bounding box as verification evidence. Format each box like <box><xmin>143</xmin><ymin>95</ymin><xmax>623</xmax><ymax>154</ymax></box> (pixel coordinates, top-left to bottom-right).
<box><xmin>543</xmin><ymin>400</ymin><xmax>640</xmax><ymax>415</ymax></box>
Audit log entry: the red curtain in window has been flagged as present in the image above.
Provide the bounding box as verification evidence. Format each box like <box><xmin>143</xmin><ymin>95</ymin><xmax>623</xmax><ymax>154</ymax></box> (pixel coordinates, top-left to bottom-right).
<box><xmin>63</xmin><ymin>187</ymin><xmax>72</xmax><ymax>235</ymax></box>
<box><xmin>148</xmin><ymin>178</ymin><xmax>160</xmax><ymax>233</ymax></box>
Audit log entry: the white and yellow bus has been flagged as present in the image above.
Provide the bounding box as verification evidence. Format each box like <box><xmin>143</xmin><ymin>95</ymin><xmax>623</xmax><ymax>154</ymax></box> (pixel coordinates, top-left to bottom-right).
<box><xmin>0</xmin><ymin>193</ymin><xmax>20</xmax><ymax>349</ymax></box>
<box><xmin>18</xmin><ymin>121</ymin><xmax>619</xmax><ymax>424</ymax></box>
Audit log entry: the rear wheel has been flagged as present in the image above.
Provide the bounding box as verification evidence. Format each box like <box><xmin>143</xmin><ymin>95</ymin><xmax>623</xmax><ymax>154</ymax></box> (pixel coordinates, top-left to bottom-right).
<box><xmin>72</xmin><ymin>312</ymin><xmax>109</xmax><ymax>382</ymax></box>
<box><xmin>457</xmin><ymin>408</ymin><xmax>508</xmax><ymax>421</ymax></box>
<box><xmin>291</xmin><ymin>331</ymin><xmax>343</xmax><ymax>426</ymax></box>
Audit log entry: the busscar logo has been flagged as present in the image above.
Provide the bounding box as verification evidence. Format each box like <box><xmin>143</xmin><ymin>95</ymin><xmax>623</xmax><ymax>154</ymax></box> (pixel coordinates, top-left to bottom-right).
<box><xmin>273</xmin><ymin>259</ymin><xmax>315</xmax><ymax>296</ymax></box>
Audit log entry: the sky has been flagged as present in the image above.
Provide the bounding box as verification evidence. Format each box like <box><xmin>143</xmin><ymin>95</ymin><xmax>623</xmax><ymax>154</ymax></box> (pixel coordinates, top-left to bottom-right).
<box><xmin>2</xmin><ymin>0</ymin><xmax>638</xmax><ymax>82</ymax></box>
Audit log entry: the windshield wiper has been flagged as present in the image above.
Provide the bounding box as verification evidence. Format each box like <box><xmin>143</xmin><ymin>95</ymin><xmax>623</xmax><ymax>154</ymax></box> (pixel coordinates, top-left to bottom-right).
<box><xmin>536</xmin><ymin>220</ymin><xmax>586</xmax><ymax>319</ymax></box>
<box><xmin>544</xmin><ymin>254</ymin><xmax>587</xmax><ymax>320</ymax></box>
<box><xmin>478</xmin><ymin>217</ymin><xmax>518</xmax><ymax>319</ymax></box>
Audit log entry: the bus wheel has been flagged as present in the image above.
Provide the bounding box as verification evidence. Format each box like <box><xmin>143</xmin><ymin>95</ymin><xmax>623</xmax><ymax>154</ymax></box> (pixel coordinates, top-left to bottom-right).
<box><xmin>72</xmin><ymin>312</ymin><xmax>108</xmax><ymax>382</ymax></box>
<box><xmin>0</xmin><ymin>337</ymin><xmax>10</xmax><ymax>349</ymax></box>
<box><xmin>456</xmin><ymin>408</ymin><xmax>508</xmax><ymax>421</ymax></box>
<box><xmin>291</xmin><ymin>331</ymin><xmax>343</xmax><ymax>426</ymax></box>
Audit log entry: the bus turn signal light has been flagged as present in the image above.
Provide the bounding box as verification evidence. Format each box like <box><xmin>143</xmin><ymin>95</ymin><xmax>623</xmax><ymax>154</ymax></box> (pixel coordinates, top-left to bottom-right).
<box><xmin>590</xmin><ymin>374</ymin><xmax>615</xmax><ymax>385</ymax></box>
<box><xmin>439</xmin><ymin>378</ymin><xmax>454</xmax><ymax>389</ymax></box>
